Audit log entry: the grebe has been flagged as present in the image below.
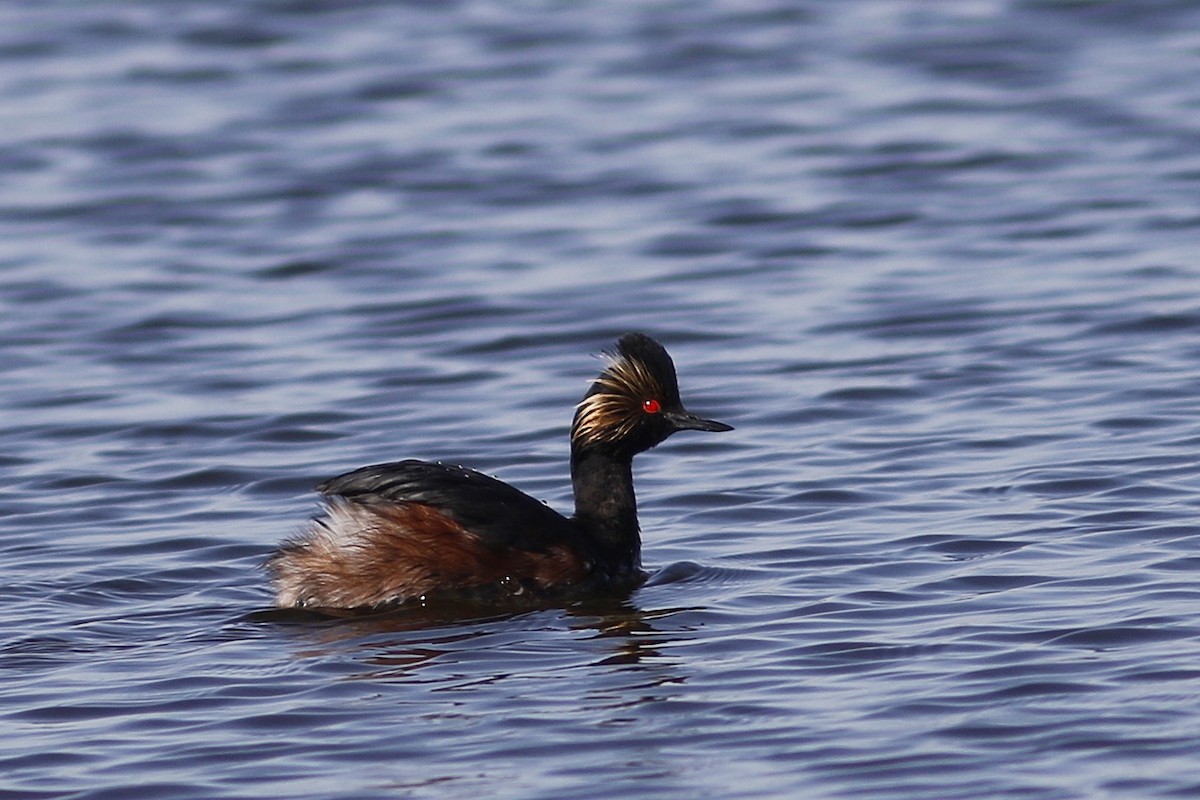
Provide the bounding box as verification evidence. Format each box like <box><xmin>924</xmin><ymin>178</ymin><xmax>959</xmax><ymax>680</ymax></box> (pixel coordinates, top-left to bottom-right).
<box><xmin>267</xmin><ymin>333</ymin><xmax>732</xmax><ymax>610</ymax></box>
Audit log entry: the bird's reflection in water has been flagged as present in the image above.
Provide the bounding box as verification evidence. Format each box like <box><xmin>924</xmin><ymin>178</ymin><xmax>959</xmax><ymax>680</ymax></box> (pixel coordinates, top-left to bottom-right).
<box><xmin>250</xmin><ymin>582</ymin><xmax>697</xmax><ymax>679</ymax></box>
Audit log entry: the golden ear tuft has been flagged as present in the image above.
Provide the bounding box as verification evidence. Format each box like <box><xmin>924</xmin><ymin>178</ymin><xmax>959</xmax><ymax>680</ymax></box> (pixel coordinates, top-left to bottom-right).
<box><xmin>571</xmin><ymin>352</ymin><xmax>668</xmax><ymax>447</ymax></box>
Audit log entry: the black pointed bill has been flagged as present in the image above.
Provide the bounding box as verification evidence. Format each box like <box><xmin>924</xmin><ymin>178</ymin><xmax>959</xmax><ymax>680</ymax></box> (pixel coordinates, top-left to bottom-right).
<box><xmin>665</xmin><ymin>410</ymin><xmax>734</xmax><ymax>433</ymax></box>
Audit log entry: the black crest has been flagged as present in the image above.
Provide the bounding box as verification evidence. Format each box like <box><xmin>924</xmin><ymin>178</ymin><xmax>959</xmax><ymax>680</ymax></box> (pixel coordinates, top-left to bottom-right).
<box><xmin>571</xmin><ymin>333</ymin><xmax>680</xmax><ymax>450</ymax></box>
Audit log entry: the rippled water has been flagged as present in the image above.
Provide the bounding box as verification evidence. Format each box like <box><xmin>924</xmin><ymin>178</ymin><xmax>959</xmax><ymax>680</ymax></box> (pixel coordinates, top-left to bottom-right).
<box><xmin>4</xmin><ymin>2</ymin><xmax>1200</xmax><ymax>798</ymax></box>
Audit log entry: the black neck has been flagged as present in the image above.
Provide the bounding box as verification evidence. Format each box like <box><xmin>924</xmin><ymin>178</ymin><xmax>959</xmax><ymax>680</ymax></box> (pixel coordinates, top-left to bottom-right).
<box><xmin>570</xmin><ymin>446</ymin><xmax>640</xmax><ymax>574</ymax></box>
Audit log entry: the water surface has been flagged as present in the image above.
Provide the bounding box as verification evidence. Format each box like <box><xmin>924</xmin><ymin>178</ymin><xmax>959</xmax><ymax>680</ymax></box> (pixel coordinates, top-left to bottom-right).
<box><xmin>3</xmin><ymin>2</ymin><xmax>1200</xmax><ymax>798</ymax></box>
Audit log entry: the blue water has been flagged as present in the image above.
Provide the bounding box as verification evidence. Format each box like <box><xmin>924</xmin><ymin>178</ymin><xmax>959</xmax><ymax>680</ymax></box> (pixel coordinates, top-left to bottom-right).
<box><xmin>3</xmin><ymin>2</ymin><xmax>1200</xmax><ymax>798</ymax></box>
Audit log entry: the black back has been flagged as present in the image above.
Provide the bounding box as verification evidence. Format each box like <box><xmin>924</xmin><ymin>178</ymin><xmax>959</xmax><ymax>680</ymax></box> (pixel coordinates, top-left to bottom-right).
<box><xmin>317</xmin><ymin>459</ymin><xmax>577</xmax><ymax>553</ymax></box>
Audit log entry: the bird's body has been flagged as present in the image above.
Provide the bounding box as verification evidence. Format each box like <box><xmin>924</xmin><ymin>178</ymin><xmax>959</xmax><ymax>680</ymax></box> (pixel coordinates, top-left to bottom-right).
<box><xmin>267</xmin><ymin>333</ymin><xmax>731</xmax><ymax>610</ymax></box>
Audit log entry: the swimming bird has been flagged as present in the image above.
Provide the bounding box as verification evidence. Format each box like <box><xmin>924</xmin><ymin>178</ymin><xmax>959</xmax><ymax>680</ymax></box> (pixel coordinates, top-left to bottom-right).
<box><xmin>267</xmin><ymin>333</ymin><xmax>732</xmax><ymax>610</ymax></box>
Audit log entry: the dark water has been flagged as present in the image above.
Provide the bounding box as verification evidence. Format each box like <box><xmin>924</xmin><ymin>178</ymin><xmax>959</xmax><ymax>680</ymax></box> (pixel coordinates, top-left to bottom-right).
<box><xmin>4</xmin><ymin>1</ymin><xmax>1200</xmax><ymax>798</ymax></box>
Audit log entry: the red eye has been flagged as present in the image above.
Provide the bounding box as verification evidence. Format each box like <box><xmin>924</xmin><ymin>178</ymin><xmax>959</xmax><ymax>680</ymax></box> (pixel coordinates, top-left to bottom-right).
<box><xmin>642</xmin><ymin>398</ymin><xmax>662</xmax><ymax>414</ymax></box>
